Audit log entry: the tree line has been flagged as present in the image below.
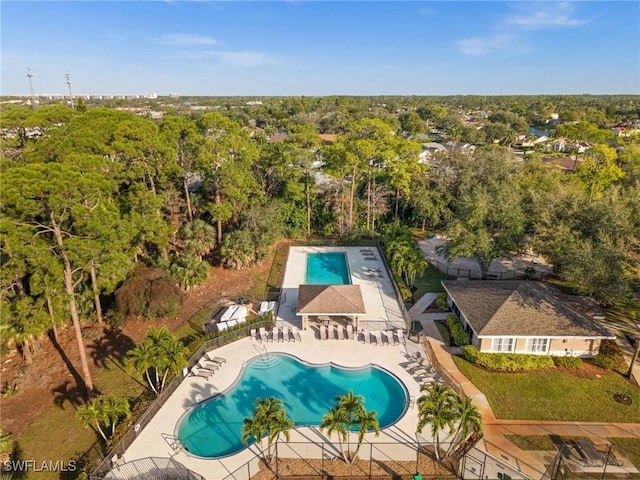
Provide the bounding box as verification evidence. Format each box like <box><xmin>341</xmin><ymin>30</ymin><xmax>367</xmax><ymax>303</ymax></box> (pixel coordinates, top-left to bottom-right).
<box><xmin>1</xmin><ymin>99</ymin><xmax>639</xmax><ymax>399</ymax></box>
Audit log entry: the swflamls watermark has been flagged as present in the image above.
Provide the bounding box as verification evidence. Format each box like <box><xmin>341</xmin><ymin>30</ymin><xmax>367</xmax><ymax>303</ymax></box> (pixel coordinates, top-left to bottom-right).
<box><xmin>3</xmin><ymin>459</ymin><xmax>77</xmax><ymax>473</ymax></box>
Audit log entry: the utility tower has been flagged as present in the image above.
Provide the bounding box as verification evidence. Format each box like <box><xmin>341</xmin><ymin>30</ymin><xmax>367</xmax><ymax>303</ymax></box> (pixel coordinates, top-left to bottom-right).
<box><xmin>26</xmin><ymin>67</ymin><xmax>38</xmax><ymax>109</ymax></box>
<box><xmin>66</xmin><ymin>73</ymin><xmax>75</xmax><ymax>109</ymax></box>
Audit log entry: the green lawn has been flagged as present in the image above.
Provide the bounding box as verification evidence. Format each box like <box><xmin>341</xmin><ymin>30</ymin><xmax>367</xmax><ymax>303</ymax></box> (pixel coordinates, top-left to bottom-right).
<box><xmin>453</xmin><ymin>356</ymin><xmax>640</xmax><ymax>423</ymax></box>
<box><xmin>18</xmin><ymin>360</ymin><xmax>146</xmax><ymax>480</ymax></box>
<box><xmin>15</xmin><ymin>244</ymin><xmax>287</xmax><ymax>479</ymax></box>
<box><xmin>413</xmin><ymin>263</ymin><xmax>455</xmax><ymax>298</ymax></box>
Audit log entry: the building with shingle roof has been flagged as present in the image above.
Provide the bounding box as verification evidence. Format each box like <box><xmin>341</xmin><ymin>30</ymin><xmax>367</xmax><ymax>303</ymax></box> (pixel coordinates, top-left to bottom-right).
<box><xmin>297</xmin><ymin>284</ymin><xmax>365</xmax><ymax>330</ymax></box>
<box><xmin>442</xmin><ymin>280</ymin><xmax>614</xmax><ymax>357</ymax></box>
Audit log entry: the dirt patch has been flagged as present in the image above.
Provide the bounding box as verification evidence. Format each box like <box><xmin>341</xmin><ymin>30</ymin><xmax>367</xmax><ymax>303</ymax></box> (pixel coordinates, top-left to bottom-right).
<box><xmin>250</xmin><ymin>451</ymin><xmax>456</xmax><ymax>480</ymax></box>
<box><xmin>1</xmin><ymin>256</ymin><xmax>273</xmax><ymax>439</ymax></box>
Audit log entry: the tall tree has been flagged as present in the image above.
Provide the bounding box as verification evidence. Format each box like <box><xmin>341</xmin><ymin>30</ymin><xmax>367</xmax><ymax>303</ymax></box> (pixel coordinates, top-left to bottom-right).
<box><xmin>416</xmin><ymin>383</ymin><xmax>458</xmax><ymax>462</ymax></box>
<box><xmin>2</xmin><ymin>163</ymin><xmax>120</xmax><ymax>393</ymax></box>
<box><xmin>159</xmin><ymin>115</ymin><xmax>200</xmax><ymax>222</ymax></box>
<box><xmin>76</xmin><ymin>397</ymin><xmax>108</xmax><ymax>442</ymax></box>
<box><xmin>444</xmin><ymin>396</ymin><xmax>483</xmax><ymax>458</ymax></box>
<box><xmin>242</xmin><ymin>397</ymin><xmax>294</xmax><ymax>464</ymax></box>
<box><xmin>439</xmin><ymin>148</ymin><xmax>526</xmax><ymax>278</ymax></box>
<box><xmin>196</xmin><ymin>113</ymin><xmax>261</xmax><ymax>243</ymax></box>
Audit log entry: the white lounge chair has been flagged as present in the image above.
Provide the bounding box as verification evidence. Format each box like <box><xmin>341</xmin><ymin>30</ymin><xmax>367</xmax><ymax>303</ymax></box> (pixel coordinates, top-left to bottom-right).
<box><xmin>372</xmin><ymin>330</ymin><xmax>382</xmax><ymax>346</ymax></box>
<box><xmin>250</xmin><ymin>328</ymin><xmax>257</xmax><ymax>342</ymax></box>
<box><xmin>293</xmin><ymin>326</ymin><xmax>302</xmax><ymax>342</ymax></box>
<box><xmin>412</xmin><ymin>367</ymin><xmax>429</xmax><ymax>379</ymax></box>
<box><xmin>362</xmin><ymin>329</ymin><xmax>370</xmax><ymax>344</ymax></box>
<box><xmin>190</xmin><ymin>367</ymin><xmax>212</xmax><ymax>379</ymax></box>
<box><xmin>336</xmin><ymin>325</ymin><xmax>344</xmax><ymax>340</ymax></box>
<box><xmin>394</xmin><ymin>329</ymin><xmax>404</xmax><ymax>345</ymax></box>
<box><xmin>259</xmin><ymin>327</ymin><xmax>267</xmax><ymax>343</ymax></box>
<box><xmin>346</xmin><ymin>324</ymin><xmax>354</xmax><ymax>340</ymax></box>
<box><xmin>382</xmin><ymin>331</ymin><xmax>390</xmax><ymax>346</ymax></box>
<box><xmin>198</xmin><ymin>359</ymin><xmax>219</xmax><ymax>372</ymax></box>
<box><xmin>206</xmin><ymin>353</ymin><xmax>226</xmax><ymax>365</ymax></box>
<box><xmin>406</xmin><ymin>356</ymin><xmax>425</xmax><ymax>372</ymax></box>
<box><xmin>320</xmin><ymin>325</ymin><xmax>328</xmax><ymax>340</ymax></box>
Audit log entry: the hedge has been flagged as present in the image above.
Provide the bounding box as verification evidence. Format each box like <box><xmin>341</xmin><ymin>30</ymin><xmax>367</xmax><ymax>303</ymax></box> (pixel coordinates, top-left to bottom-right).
<box><xmin>446</xmin><ymin>314</ymin><xmax>470</xmax><ymax>347</ymax></box>
<box><xmin>462</xmin><ymin>345</ymin><xmax>554</xmax><ymax>372</ymax></box>
<box><xmin>435</xmin><ymin>293</ymin><xmax>450</xmax><ymax>311</ymax></box>
<box><xmin>554</xmin><ymin>356</ymin><xmax>583</xmax><ymax>369</ymax></box>
<box><xmin>591</xmin><ymin>353</ymin><xmax>616</xmax><ymax>370</ymax></box>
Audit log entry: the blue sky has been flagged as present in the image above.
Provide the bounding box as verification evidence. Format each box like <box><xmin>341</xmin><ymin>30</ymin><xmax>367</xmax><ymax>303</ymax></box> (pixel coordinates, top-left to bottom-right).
<box><xmin>2</xmin><ymin>1</ymin><xmax>639</xmax><ymax>96</ymax></box>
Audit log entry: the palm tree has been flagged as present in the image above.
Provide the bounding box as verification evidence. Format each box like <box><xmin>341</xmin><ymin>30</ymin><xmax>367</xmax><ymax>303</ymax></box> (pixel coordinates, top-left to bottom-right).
<box><xmin>267</xmin><ymin>406</ymin><xmax>295</xmax><ymax>465</ymax></box>
<box><xmin>241</xmin><ymin>414</ymin><xmax>267</xmax><ymax>457</ymax></box>
<box><xmin>157</xmin><ymin>336</ymin><xmax>188</xmax><ymax>391</ymax></box>
<box><xmin>169</xmin><ymin>253</ymin><xmax>210</xmax><ymax>290</ymax></box>
<box><xmin>320</xmin><ymin>406</ymin><xmax>349</xmax><ymax>463</ymax></box>
<box><xmin>76</xmin><ymin>397</ymin><xmax>108</xmax><ymax>441</ymax></box>
<box><xmin>242</xmin><ymin>397</ymin><xmax>294</xmax><ymax>465</ymax></box>
<box><xmin>127</xmin><ymin>339</ymin><xmax>158</xmax><ymax>394</ymax></box>
<box><xmin>444</xmin><ymin>396</ymin><xmax>483</xmax><ymax>458</ymax></box>
<box><xmin>352</xmin><ymin>409</ymin><xmax>380</xmax><ymax>460</ymax></box>
<box><xmin>102</xmin><ymin>395</ymin><xmax>131</xmax><ymax>436</ymax></box>
<box><xmin>416</xmin><ymin>383</ymin><xmax>458</xmax><ymax>462</ymax></box>
<box><xmin>335</xmin><ymin>391</ymin><xmax>366</xmax><ymax>462</ymax></box>
<box><xmin>182</xmin><ymin>219</ymin><xmax>216</xmax><ymax>261</ymax></box>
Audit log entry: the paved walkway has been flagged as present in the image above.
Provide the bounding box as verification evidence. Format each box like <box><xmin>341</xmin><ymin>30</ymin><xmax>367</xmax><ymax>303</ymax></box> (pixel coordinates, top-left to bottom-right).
<box><xmin>409</xmin><ymin>292</ymin><xmax>640</xmax><ymax>479</ymax></box>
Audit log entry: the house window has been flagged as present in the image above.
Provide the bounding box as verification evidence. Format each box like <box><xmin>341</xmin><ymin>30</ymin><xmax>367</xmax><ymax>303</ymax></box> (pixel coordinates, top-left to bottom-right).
<box><xmin>526</xmin><ymin>338</ymin><xmax>549</xmax><ymax>353</ymax></box>
<box><xmin>492</xmin><ymin>338</ymin><xmax>514</xmax><ymax>352</ymax></box>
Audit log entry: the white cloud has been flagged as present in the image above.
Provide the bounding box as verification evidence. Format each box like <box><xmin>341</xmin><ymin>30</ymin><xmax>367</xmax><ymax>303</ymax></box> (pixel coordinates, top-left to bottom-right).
<box><xmin>211</xmin><ymin>50</ymin><xmax>274</xmax><ymax>67</ymax></box>
<box><xmin>155</xmin><ymin>34</ymin><xmax>219</xmax><ymax>46</ymax></box>
<box><xmin>455</xmin><ymin>34</ymin><xmax>521</xmax><ymax>56</ymax></box>
<box><xmin>504</xmin><ymin>2</ymin><xmax>592</xmax><ymax>30</ymax></box>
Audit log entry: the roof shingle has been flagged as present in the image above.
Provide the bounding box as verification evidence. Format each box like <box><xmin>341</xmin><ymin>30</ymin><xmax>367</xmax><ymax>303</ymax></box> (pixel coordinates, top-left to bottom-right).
<box><xmin>442</xmin><ymin>281</ymin><xmax>613</xmax><ymax>338</ymax></box>
<box><xmin>297</xmin><ymin>285</ymin><xmax>366</xmax><ymax>315</ymax></box>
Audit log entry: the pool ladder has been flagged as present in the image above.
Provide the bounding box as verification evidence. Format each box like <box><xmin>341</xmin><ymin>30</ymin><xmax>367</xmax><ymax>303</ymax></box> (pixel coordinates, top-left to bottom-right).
<box><xmin>253</xmin><ymin>343</ymin><xmax>270</xmax><ymax>366</ymax></box>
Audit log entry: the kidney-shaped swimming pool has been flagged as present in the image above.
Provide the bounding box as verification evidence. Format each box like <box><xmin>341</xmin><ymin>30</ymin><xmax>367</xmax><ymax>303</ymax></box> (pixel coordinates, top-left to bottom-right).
<box><xmin>176</xmin><ymin>353</ymin><xmax>408</xmax><ymax>458</ymax></box>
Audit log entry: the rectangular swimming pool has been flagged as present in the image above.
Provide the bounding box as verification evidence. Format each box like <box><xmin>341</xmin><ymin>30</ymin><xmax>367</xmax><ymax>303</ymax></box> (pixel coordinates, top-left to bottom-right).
<box><xmin>306</xmin><ymin>252</ymin><xmax>351</xmax><ymax>285</ymax></box>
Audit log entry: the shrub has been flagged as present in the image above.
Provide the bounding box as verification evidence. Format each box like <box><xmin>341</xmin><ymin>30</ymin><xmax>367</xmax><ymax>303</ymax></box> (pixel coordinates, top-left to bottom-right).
<box><xmin>446</xmin><ymin>314</ymin><xmax>470</xmax><ymax>347</ymax></box>
<box><xmin>554</xmin><ymin>356</ymin><xmax>583</xmax><ymax>369</ymax></box>
<box><xmin>114</xmin><ymin>266</ymin><xmax>183</xmax><ymax>320</ymax></box>
<box><xmin>591</xmin><ymin>353</ymin><xmax>616</xmax><ymax>370</ymax></box>
<box><xmin>599</xmin><ymin>339</ymin><xmax>622</xmax><ymax>358</ymax></box>
<box><xmin>462</xmin><ymin>345</ymin><xmax>554</xmax><ymax>372</ymax></box>
<box><xmin>462</xmin><ymin>345</ymin><xmax>480</xmax><ymax>363</ymax></box>
<box><xmin>435</xmin><ymin>293</ymin><xmax>450</xmax><ymax>311</ymax></box>
<box><xmin>398</xmin><ymin>281</ymin><xmax>413</xmax><ymax>303</ymax></box>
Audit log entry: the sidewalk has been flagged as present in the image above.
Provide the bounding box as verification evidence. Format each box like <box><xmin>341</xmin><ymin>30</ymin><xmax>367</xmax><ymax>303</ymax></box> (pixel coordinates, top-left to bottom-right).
<box><xmin>410</xmin><ymin>292</ymin><xmax>640</xmax><ymax>479</ymax></box>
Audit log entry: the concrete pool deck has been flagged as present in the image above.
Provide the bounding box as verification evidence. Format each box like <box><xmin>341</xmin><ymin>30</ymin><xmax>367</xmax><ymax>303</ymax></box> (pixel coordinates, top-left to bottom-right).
<box><xmin>278</xmin><ymin>246</ymin><xmax>406</xmax><ymax>332</ymax></box>
<box><xmin>113</xmin><ymin>246</ymin><xmax>436</xmax><ymax>480</ymax></box>
<box><xmin>116</xmin><ymin>336</ymin><xmax>440</xmax><ymax>480</ymax></box>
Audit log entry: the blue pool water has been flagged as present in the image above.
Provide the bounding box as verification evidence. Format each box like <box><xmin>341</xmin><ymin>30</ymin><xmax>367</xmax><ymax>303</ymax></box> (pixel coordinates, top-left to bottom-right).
<box><xmin>177</xmin><ymin>354</ymin><xmax>407</xmax><ymax>458</ymax></box>
<box><xmin>306</xmin><ymin>252</ymin><xmax>351</xmax><ymax>285</ymax></box>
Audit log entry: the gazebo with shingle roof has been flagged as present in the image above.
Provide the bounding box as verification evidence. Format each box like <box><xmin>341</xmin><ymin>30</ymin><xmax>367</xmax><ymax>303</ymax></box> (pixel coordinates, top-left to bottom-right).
<box><xmin>297</xmin><ymin>284</ymin><xmax>366</xmax><ymax>330</ymax></box>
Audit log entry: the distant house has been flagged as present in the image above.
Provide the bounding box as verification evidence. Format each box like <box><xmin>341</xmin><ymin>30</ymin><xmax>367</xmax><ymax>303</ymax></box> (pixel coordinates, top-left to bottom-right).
<box><xmin>542</xmin><ymin>156</ymin><xmax>580</xmax><ymax>173</ymax></box>
<box><xmin>418</xmin><ymin>142</ymin><xmax>447</xmax><ymax>164</ymax></box>
<box><xmin>442</xmin><ymin>281</ymin><xmax>614</xmax><ymax>357</ymax></box>
<box><xmin>268</xmin><ymin>133</ymin><xmax>337</xmax><ymax>144</ymax></box>
<box><xmin>444</xmin><ymin>141</ymin><xmax>476</xmax><ymax>156</ymax></box>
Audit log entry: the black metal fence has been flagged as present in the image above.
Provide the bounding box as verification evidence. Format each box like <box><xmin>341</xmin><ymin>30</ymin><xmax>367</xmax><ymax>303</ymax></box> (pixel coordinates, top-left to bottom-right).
<box><xmin>89</xmin><ymin>319</ymin><xmax>276</xmax><ymax>480</ymax></box>
<box><xmin>422</xmin><ymin>338</ymin><xmax>465</xmax><ymax>400</ymax></box>
<box><xmin>220</xmin><ymin>439</ymin><xmax>458</xmax><ymax>480</ymax></box>
<box><xmin>426</xmin><ymin>258</ymin><xmax>551</xmax><ymax>281</ymax></box>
